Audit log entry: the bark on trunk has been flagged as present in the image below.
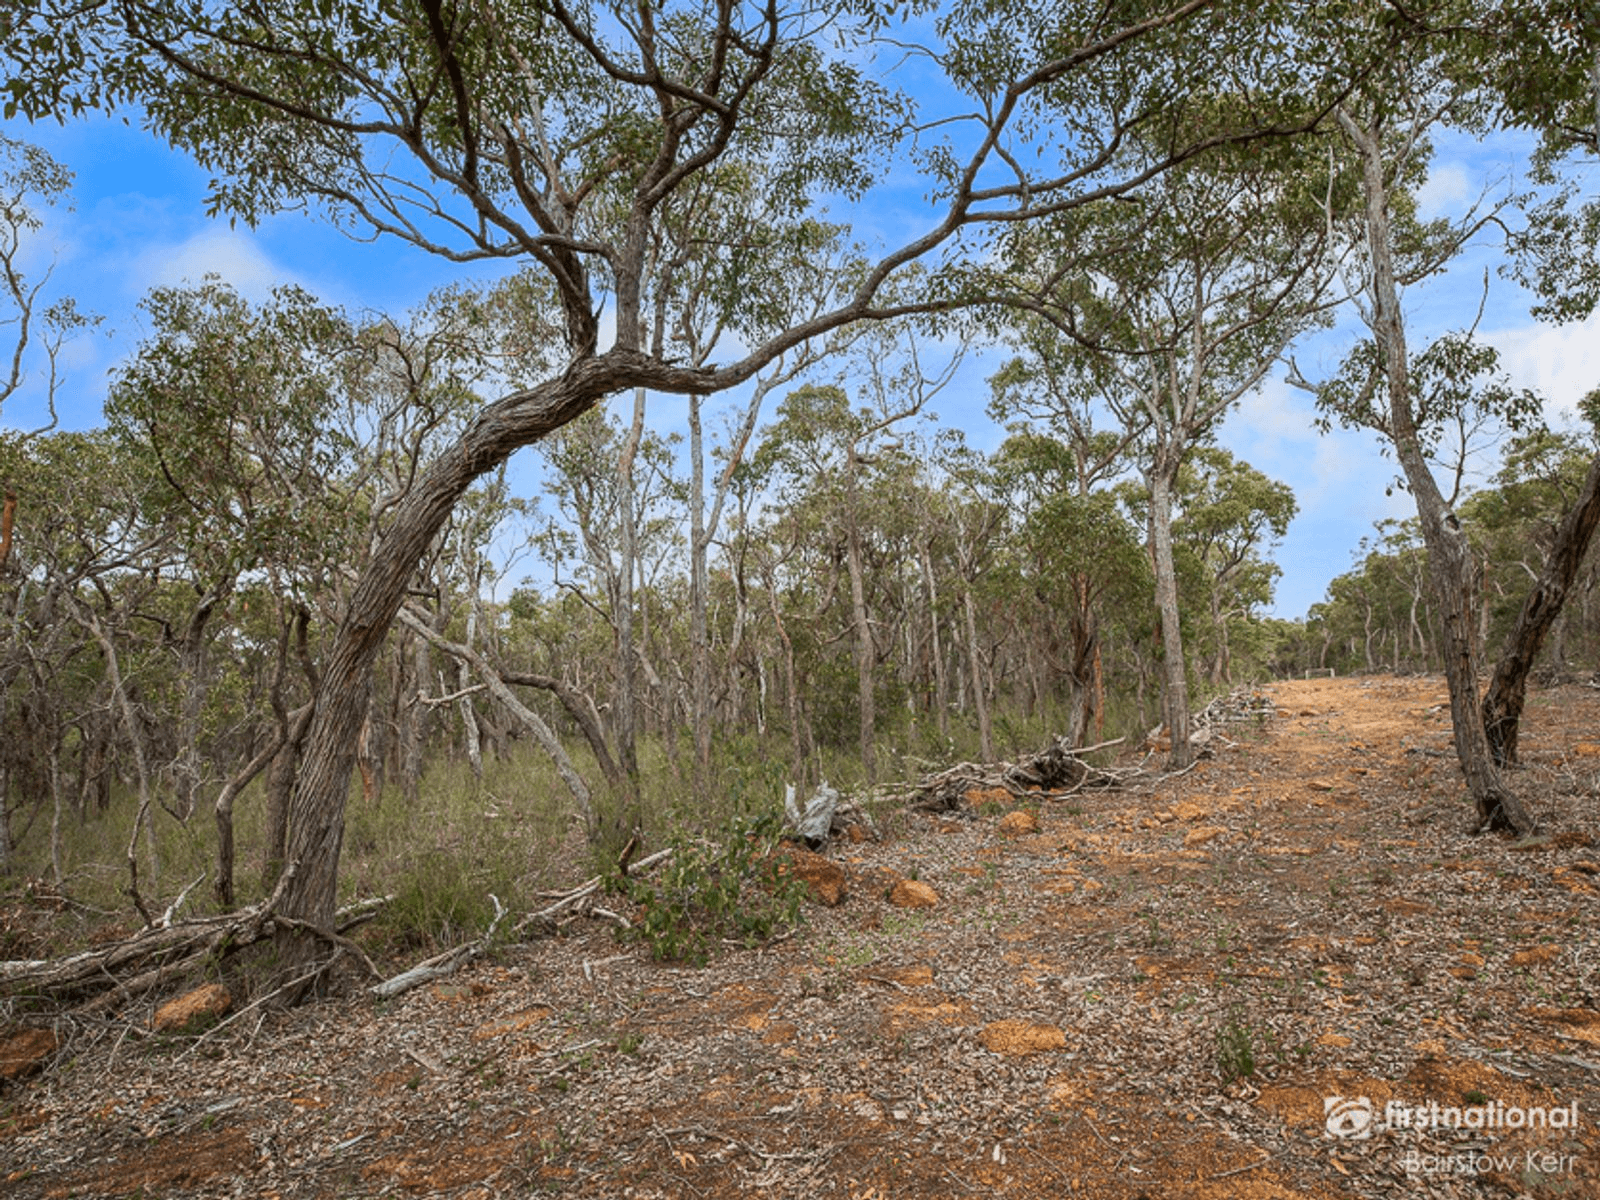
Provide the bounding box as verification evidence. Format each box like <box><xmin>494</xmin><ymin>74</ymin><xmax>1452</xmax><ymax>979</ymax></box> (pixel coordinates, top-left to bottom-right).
<box><xmin>1148</xmin><ymin>459</ymin><xmax>1193</xmax><ymax>770</ymax></box>
<box><xmin>1339</xmin><ymin>107</ymin><xmax>1533</xmax><ymax>834</ymax></box>
<box><xmin>614</xmin><ymin>388</ymin><xmax>645</xmax><ymax>785</ymax></box>
<box><xmin>845</xmin><ymin>452</ymin><xmax>878</xmax><ymax>782</ymax></box>
<box><xmin>1483</xmin><ymin>450</ymin><xmax>1600</xmax><ymax>764</ymax></box>
<box><xmin>688</xmin><ymin>395</ymin><xmax>713</xmax><ymax>784</ymax></box>
<box><xmin>457</xmin><ymin>609</ymin><xmax>484</xmax><ymax>780</ymax></box>
<box><xmin>275</xmin><ymin>366</ymin><xmax>623</xmax><ymax>976</ymax></box>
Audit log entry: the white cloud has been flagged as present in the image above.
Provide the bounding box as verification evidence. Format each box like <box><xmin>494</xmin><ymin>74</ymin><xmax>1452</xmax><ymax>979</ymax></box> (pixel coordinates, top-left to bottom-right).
<box><xmin>130</xmin><ymin>225</ymin><xmax>295</xmax><ymax>301</ymax></box>
<box><xmin>1486</xmin><ymin>313</ymin><xmax>1600</xmax><ymax>423</ymax></box>
<box><xmin>1414</xmin><ymin>162</ymin><xmax>1473</xmax><ymax>219</ymax></box>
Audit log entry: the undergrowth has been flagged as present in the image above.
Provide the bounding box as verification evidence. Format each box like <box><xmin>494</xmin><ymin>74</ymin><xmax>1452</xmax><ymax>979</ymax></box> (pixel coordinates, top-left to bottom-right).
<box><xmin>602</xmin><ymin>813</ymin><xmax>805</xmax><ymax>966</ymax></box>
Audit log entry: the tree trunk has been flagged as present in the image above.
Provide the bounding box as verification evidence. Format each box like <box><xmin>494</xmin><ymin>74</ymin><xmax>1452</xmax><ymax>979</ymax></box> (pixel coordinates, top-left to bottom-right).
<box><xmin>1483</xmin><ymin>449</ymin><xmax>1600</xmax><ymax>764</ymax></box>
<box><xmin>688</xmin><ymin>394</ymin><xmax>713</xmax><ymax>784</ymax></box>
<box><xmin>1065</xmin><ymin>576</ymin><xmax>1100</xmax><ymax>750</ymax></box>
<box><xmin>214</xmin><ymin>706</ymin><xmax>306</xmax><ymax>907</ymax></box>
<box><xmin>961</xmin><ymin>575</ymin><xmax>994</xmax><ymax>762</ymax></box>
<box><xmin>174</xmin><ymin>578</ymin><xmax>231</xmax><ymax>822</ymax></box>
<box><xmin>275</xmin><ymin>367</ymin><xmax>619</xmax><ymax>976</ymax></box>
<box><xmin>457</xmin><ymin>609</ymin><xmax>484</xmax><ymax>780</ymax></box>
<box><xmin>398</xmin><ymin>605</ymin><xmax>597</xmax><ymax>830</ymax></box>
<box><xmin>500</xmin><ymin>669</ymin><xmax>627</xmax><ymax>796</ymax></box>
<box><xmin>1148</xmin><ymin>457</ymin><xmax>1193</xmax><ymax>770</ymax></box>
<box><xmin>845</xmin><ymin>452</ymin><xmax>877</xmax><ymax>782</ymax></box>
<box><xmin>762</xmin><ymin>556</ymin><xmax>809</xmax><ymax>783</ymax></box>
<box><xmin>614</xmin><ymin>387</ymin><xmax>645</xmax><ymax>785</ymax></box>
<box><xmin>920</xmin><ymin>541</ymin><xmax>950</xmax><ymax>740</ymax></box>
<box><xmin>1339</xmin><ymin>107</ymin><xmax>1532</xmax><ymax>834</ymax></box>
<box><xmin>401</xmin><ymin>632</ymin><xmax>431</xmax><ymax>804</ymax></box>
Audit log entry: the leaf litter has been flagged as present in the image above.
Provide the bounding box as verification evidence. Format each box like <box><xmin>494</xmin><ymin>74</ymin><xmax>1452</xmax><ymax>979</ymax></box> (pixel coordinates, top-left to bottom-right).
<box><xmin>3</xmin><ymin>675</ymin><xmax>1600</xmax><ymax>1199</ymax></box>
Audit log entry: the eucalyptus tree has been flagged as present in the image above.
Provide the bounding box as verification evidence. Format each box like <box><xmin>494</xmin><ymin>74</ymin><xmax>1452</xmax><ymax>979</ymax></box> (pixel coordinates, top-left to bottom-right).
<box><xmin>1301</xmin><ymin>12</ymin><xmax>1547</xmax><ymax>831</ymax></box>
<box><xmin>0</xmin><ymin>137</ymin><xmax>91</xmax><ymax>576</ymax></box>
<box><xmin>750</xmin><ymin>375</ymin><xmax>932</xmax><ymax>781</ymax></box>
<box><xmin>987</xmin><ymin>429</ymin><xmax>1150</xmax><ymax>746</ymax></box>
<box><xmin>4</xmin><ymin>0</ymin><xmax>1360</xmax><ymax>966</ymax></box>
<box><xmin>1465</xmin><ymin>2</ymin><xmax>1600</xmax><ymax>764</ymax></box>
<box><xmin>1002</xmin><ymin>133</ymin><xmax>1340</xmax><ymax>767</ymax></box>
<box><xmin>1171</xmin><ymin>447</ymin><xmax>1297</xmax><ymax>684</ymax></box>
<box><xmin>990</xmin><ymin>330</ymin><xmax>1149</xmax><ymax>748</ymax></box>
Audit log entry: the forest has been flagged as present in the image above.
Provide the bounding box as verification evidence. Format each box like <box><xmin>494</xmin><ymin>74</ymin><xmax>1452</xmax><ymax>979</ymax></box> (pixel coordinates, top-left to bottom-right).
<box><xmin>0</xmin><ymin>0</ymin><xmax>1597</xmax><ymax>1006</ymax></box>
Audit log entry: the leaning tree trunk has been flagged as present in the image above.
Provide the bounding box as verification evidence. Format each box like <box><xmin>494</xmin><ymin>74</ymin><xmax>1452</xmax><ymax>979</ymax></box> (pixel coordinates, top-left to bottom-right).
<box><xmin>1340</xmin><ymin>107</ymin><xmax>1532</xmax><ymax>834</ymax></box>
<box><xmin>1482</xmin><ymin>449</ymin><xmax>1600</xmax><ymax>765</ymax></box>
<box><xmin>275</xmin><ymin>365</ymin><xmax>622</xmax><ymax>978</ymax></box>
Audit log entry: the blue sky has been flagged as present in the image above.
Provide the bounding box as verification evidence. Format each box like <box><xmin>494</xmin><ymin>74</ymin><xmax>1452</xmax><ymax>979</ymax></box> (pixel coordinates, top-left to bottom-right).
<box><xmin>2</xmin><ymin>108</ymin><xmax>1595</xmax><ymax>619</ymax></box>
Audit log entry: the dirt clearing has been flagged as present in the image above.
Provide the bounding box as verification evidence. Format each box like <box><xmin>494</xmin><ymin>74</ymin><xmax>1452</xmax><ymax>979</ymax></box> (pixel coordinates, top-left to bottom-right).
<box><xmin>5</xmin><ymin>675</ymin><xmax>1600</xmax><ymax>1198</ymax></box>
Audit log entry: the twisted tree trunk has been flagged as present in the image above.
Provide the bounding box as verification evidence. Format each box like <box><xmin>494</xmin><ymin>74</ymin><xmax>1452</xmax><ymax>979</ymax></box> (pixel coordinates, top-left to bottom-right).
<box><xmin>275</xmin><ymin>359</ymin><xmax>642</xmax><ymax>981</ymax></box>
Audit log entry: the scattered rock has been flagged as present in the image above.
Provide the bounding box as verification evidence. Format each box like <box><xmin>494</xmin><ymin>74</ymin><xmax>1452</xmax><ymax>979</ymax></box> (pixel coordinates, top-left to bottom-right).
<box><xmin>998</xmin><ymin>810</ymin><xmax>1040</xmax><ymax>836</ymax></box>
<box><xmin>770</xmin><ymin>846</ymin><xmax>848</xmax><ymax>907</ymax></box>
<box><xmin>0</xmin><ymin>1027</ymin><xmax>58</xmax><ymax>1080</ymax></box>
<box><xmin>1511</xmin><ymin>944</ymin><xmax>1561</xmax><ymax>967</ymax></box>
<box><xmin>979</xmin><ymin>1019</ymin><xmax>1067</xmax><ymax>1055</ymax></box>
<box><xmin>1183</xmin><ymin>825</ymin><xmax>1227</xmax><ymax>848</ymax></box>
<box><xmin>1169</xmin><ymin>800</ymin><xmax>1208</xmax><ymax>822</ymax></box>
<box><xmin>887</xmin><ymin>878</ymin><xmax>939</xmax><ymax>909</ymax></box>
<box><xmin>152</xmin><ymin>983</ymin><xmax>232</xmax><ymax>1033</ymax></box>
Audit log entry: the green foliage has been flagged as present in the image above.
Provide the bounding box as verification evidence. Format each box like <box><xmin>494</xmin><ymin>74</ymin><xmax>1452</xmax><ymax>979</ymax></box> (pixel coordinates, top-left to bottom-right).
<box><xmin>1215</xmin><ymin>1016</ymin><xmax>1259</xmax><ymax>1084</ymax></box>
<box><xmin>604</xmin><ymin>814</ymin><xmax>803</xmax><ymax>967</ymax></box>
<box><xmin>378</xmin><ymin>851</ymin><xmax>514</xmax><ymax>954</ymax></box>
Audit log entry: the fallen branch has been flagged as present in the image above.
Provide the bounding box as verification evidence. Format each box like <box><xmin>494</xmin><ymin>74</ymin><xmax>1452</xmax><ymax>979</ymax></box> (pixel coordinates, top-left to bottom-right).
<box><xmin>2</xmin><ymin>865</ymin><xmax>299</xmax><ymax>1007</ymax></box>
<box><xmin>912</xmin><ymin>735</ymin><xmax>1129</xmax><ymax>812</ymax></box>
<box><xmin>370</xmin><ymin>895</ymin><xmax>507</xmax><ymax>1000</ymax></box>
<box><xmin>514</xmin><ymin>847</ymin><xmax>674</xmax><ymax>937</ymax></box>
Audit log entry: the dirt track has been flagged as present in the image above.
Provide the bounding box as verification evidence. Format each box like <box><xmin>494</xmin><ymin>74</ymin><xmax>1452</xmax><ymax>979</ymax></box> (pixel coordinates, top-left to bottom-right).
<box><xmin>5</xmin><ymin>675</ymin><xmax>1600</xmax><ymax>1198</ymax></box>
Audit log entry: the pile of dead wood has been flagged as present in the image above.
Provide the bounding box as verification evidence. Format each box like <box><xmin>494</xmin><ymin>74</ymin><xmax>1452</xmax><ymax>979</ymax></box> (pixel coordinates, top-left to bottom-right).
<box><xmin>1184</xmin><ymin>687</ymin><xmax>1277</xmax><ymax>753</ymax></box>
<box><xmin>910</xmin><ymin>735</ymin><xmax>1130</xmax><ymax>813</ymax></box>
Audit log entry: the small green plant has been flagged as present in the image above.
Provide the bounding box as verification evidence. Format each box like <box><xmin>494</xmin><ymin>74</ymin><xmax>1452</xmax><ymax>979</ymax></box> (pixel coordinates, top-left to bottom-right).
<box><xmin>1216</xmin><ymin>1019</ymin><xmax>1257</xmax><ymax>1083</ymax></box>
<box><xmin>603</xmin><ymin>813</ymin><xmax>804</xmax><ymax>966</ymax></box>
<box><xmin>1140</xmin><ymin>911</ymin><xmax>1170</xmax><ymax>949</ymax></box>
<box><xmin>1463</xmin><ymin>1088</ymin><xmax>1490</xmax><ymax>1106</ymax></box>
<box><xmin>616</xmin><ymin>1031</ymin><xmax>643</xmax><ymax>1056</ymax></box>
<box><xmin>880</xmin><ymin>910</ymin><xmax>927</xmax><ymax>938</ymax></box>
